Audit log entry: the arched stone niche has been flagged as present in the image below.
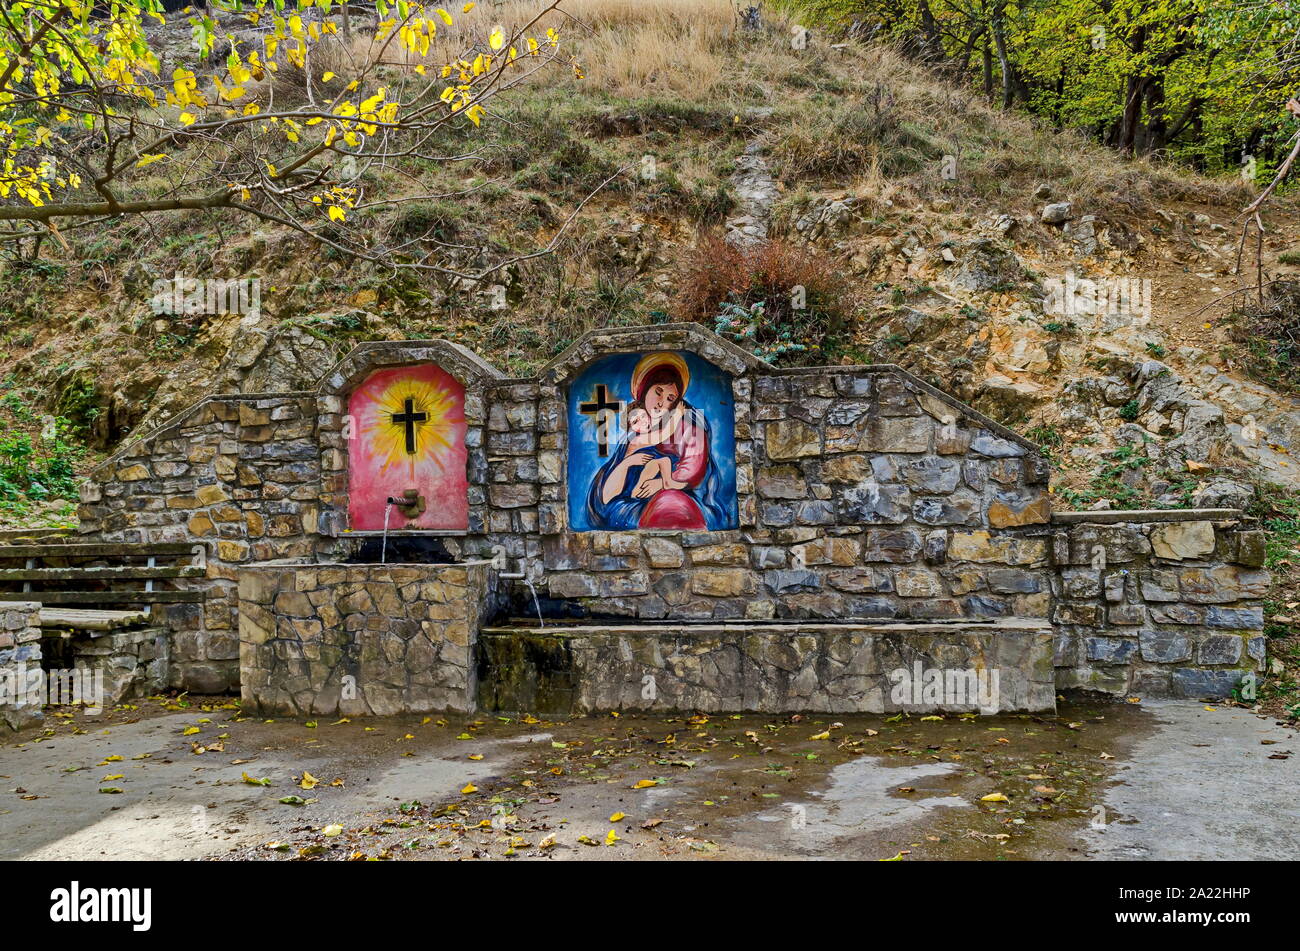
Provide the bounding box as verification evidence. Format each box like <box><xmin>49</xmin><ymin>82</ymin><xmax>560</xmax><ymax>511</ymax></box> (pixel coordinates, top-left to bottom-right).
<box><xmin>540</xmin><ymin>324</ymin><xmax>765</xmax><ymax>534</ymax></box>
<box><xmin>315</xmin><ymin>340</ymin><xmax>504</xmax><ymax>538</ymax></box>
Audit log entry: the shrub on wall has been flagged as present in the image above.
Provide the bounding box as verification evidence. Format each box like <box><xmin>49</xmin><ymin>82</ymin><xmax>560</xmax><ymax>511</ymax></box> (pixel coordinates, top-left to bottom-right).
<box><xmin>670</xmin><ymin>232</ymin><xmax>853</xmax><ymax>364</ymax></box>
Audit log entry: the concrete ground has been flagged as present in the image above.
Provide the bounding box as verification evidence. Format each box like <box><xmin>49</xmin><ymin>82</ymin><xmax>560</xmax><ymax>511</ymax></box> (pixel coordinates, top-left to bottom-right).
<box><xmin>0</xmin><ymin>696</ymin><xmax>1294</xmax><ymax>861</ymax></box>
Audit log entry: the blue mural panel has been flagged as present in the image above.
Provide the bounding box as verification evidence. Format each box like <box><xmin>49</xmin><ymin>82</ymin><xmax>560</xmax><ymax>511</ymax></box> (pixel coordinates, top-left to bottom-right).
<box><xmin>567</xmin><ymin>351</ymin><xmax>737</xmax><ymax>532</ymax></box>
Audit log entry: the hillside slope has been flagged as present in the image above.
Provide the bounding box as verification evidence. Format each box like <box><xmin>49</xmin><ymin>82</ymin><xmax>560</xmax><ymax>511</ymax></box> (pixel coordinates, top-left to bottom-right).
<box><xmin>2</xmin><ymin>0</ymin><xmax>1298</xmax><ymax>530</ymax></box>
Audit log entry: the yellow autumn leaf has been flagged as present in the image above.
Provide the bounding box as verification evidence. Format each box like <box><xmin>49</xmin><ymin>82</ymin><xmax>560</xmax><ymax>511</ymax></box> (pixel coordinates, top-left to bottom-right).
<box><xmin>461</xmin><ymin>783</ymin><xmax>477</xmax><ymax>794</ymax></box>
<box><xmin>328</xmin><ymin>205</ymin><xmax>346</xmax><ymax>222</ymax></box>
<box><xmin>538</xmin><ymin>832</ymin><xmax>556</xmax><ymax>849</ymax></box>
<box><xmin>488</xmin><ymin>27</ymin><xmax>505</xmax><ymax>51</ymax></box>
<box><xmin>633</xmin><ymin>779</ymin><xmax>659</xmax><ymax>789</ymax></box>
<box><xmin>182</xmin><ymin>726</ymin><xmax>200</xmax><ymax>735</ymax></box>
<box><xmin>136</xmin><ymin>153</ymin><xmax>167</xmax><ymax>168</ymax></box>
<box><xmin>300</xmin><ymin>771</ymin><xmax>320</xmax><ymax>790</ymax></box>
<box><xmin>102</xmin><ymin>774</ymin><xmax>124</xmax><ymax>781</ymax></box>
<box><xmin>178</xmin><ymin>112</ymin><xmax>197</xmax><ymax>125</ymax></box>
<box><xmin>980</xmin><ymin>792</ymin><xmax>1009</xmax><ymax>803</ymax></box>
<box><xmin>436</xmin><ymin>8</ymin><xmax>453</xmax><ymax>25</ymax></box>
<box><xmin>102</xmin><ymin>755</ymin><xmax>123</xmax><ymax>763</ymax></box>
<box><xmin>605</xmin><ymin>828</ymin><xmax>620</xmax><ymax>845</ymax></box>
<box><xmin>322</xmin><ymin>824</ymin><xmax>343</xmax><ymax>837</ymax></box>
<box><xmin>462</xmin><ymin>2</ymin><xmax>476</xmax><ymax>10</ymax></box>
<box><xmin>809</xmin><ymin>731</ymin><xmax>830</xmax><ymax>741</ymax></box>
<box><xmin>468</xmin><ymin>754</ymin><xmax>483</xmax><ymax>761</ymax></box>
<box><xmin>609</xmin><ymin>812</ymin><xmax>625</xmax><ymax>822</ymax></box>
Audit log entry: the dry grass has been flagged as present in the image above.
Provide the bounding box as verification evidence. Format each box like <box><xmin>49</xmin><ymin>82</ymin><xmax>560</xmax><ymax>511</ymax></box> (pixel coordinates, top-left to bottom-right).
<box><xmin>401</xmin><ymin>0</ymin><xmax>796</xmax><ymax>99</ymax></box>
<box><xmin>260</xmin><ymin>0</ymin><xmax>1251</xmax><ymax>221</ymax></box>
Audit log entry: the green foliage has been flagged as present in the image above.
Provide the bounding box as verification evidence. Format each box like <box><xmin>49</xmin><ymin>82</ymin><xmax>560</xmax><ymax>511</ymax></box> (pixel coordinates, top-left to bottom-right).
<box><xmin>1118</xmin><ymin>399</ymin><xmax>1141</xmax><ymax>421</ymax></box>
<box><xmin>781</xmin><ymin>0</ymin><xmax>1300</xmax><ymax>176</ymax></box>
<box><xmin>1025</xmin><ymin>423</ymin><xmax>1064</xmax><ymax>451</ymax></box>
<box><xmin>1248</xmin><ymin>483</ymin><xmax>1300</xmax><ymax>572</ymax></box>
<box><xmin>1228</xmin><ymin>282</ymin><xmax>1300</xmax><ymax>394</ymax></box>
<box><xmin>0</xmin><ymin>418</ymin><xmax>83</xmax><ymax>510</ymax></box>
<box><xmin>714</xmin><ymin>298</ymin><xmax>810</xmax><ymax>363</ymax></box>
<box><xmin>1054</xmin><ymin>444</ymin><xmax>1152</xmax><ymax>509</ymax></box>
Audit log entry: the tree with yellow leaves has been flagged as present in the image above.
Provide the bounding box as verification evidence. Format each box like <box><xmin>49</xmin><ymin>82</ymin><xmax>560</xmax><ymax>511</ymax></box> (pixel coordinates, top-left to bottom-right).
<box><xmin>0</xmin><ymin>0</ymin><xmax>597</xmax><ymax>277</ymax></box>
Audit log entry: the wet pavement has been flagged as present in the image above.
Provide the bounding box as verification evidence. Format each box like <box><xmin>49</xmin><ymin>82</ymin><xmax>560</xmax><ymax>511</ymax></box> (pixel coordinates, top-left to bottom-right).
<box><xmin>0</xmin><ymin>696</ymin><xmax>1294</xmax><ymax>861</ymax></box>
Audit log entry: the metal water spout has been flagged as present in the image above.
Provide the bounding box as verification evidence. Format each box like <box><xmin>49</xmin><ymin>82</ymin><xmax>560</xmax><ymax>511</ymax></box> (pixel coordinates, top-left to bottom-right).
<box><xmin>498</xmin><ymin>559</ymin><xmax>545</xmax><ymax>629</ymax></box>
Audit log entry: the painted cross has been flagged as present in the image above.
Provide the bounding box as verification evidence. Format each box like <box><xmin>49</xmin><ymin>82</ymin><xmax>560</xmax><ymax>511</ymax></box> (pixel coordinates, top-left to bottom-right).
<box><xmin>390</xmin><ymin>397</ymin><xmax>428</xmax><ymax>455</ymax></box>
<box><xmin>578</xmin><ymin>383</ymin><xmax>623</xmax><ymax>457</ymax></box>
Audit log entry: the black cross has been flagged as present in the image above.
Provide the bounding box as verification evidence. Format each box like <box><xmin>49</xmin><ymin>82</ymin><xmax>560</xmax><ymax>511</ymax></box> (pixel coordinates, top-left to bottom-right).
<box><xmin>578</xmin><ymin>383</ymin><xmax>623</xmax><ymax>457</ymax></box>
<box><xmin>390</xmin><ymin>397</ymin><xmax>428</xmax><ymax>455</ymax></box>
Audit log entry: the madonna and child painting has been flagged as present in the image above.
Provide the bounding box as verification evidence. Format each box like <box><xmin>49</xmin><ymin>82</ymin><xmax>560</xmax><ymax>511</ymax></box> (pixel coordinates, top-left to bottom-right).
<box><xmin>567</xmin><ymin>351</ymin><xmax>738</xmax><ymax>532</ymax></box>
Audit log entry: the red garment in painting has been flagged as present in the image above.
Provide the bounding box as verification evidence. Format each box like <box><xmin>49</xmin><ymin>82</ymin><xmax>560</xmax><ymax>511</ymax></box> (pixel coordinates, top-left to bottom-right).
<box><xmin>638</xmin><ymin>410</ymin><xmax>710</xmax><ymax>529</ymax></box>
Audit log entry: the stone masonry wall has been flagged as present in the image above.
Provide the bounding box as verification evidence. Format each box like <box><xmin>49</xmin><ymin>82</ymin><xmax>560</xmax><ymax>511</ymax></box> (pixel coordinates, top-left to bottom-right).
<box><xmin>0</xmin><ymin>602</ymin><xmax>43</xmax><ymax>730</ymax></box>
<box><xmin>462</xmin><ymin>325</ymin><xmax>1054</xmax><ymax>625</ymax></box>
<box><xmin>77</xmin><ymin>393</ymin><xmax>320</xmax><ymax>692</ymax></box>
<box><xmin>238</xmin><ymin>561</ymin><xmax>492</xmax><ymax>716</ymax></box>
<box><xmin>68</xmin><ymin>325</ymin><xmax>1268</xmax><ymax>702</ymax></box>
<box><xmin>1049</xmin><ymin>510</ymin><xmax>1267</xmax><ymax>698</ymax></box>
<box><xmin>70</xmin><ymin>628</ymin><xmax>170</xmax><ymax>707</ymax></box>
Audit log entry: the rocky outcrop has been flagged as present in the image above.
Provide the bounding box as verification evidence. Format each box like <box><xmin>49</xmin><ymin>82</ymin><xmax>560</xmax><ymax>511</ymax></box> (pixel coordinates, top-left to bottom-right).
<box><xmin>725</xmin><ymin>142</ymin><xmax>779</xmax><ymax>247</ymax></box>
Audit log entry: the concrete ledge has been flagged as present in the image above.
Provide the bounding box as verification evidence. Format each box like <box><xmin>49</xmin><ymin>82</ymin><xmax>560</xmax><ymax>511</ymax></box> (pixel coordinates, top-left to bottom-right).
<box><xmin>1051</xmin><ymin>508</ymin><xmax>1242</xmax><ymax>524</ymax></box>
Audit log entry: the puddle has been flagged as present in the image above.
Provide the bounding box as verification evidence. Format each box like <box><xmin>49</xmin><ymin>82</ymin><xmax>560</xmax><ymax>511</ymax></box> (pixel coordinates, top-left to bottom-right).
<box><xmin>736</xmin><ymin>759</ymin><xmax>967</xmax><ymax>854</ymax></box>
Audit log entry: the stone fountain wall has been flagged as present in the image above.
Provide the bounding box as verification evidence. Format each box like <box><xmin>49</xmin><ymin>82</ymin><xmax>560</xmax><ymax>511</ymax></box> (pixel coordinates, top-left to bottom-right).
<box><xmin>65</xmin><ymin>324</ymin><xmax>1269</xmax><ymax>705</ymax></box>
<box><xmin>237</xmin><ymin>560</ymin><xmax>493</xmax><ymax>716</ymax></box>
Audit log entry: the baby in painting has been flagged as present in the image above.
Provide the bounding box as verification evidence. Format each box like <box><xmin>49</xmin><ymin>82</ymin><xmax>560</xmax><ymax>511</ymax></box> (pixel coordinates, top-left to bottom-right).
<box><xmin>624</xmin><ymin>402</ymin><xmax>686</xmax><ymax>498</ymax></box>
<box><xmin>589</xmin><ymin>401</ymin><xmax>683</xmax><ymax>529</ymax></box>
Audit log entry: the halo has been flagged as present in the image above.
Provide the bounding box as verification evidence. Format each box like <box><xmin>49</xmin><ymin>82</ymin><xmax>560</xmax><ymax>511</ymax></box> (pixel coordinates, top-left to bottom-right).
<box><xmin>630</xmin><ymin>351</ymin><xmax>690</xmax><ymax>402</ymax></box>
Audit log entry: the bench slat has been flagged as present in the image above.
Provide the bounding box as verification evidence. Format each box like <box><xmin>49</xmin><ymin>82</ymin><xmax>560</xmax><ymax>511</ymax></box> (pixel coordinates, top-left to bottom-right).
<box><xmin>0</xmin><ymin>590</ymin><xmax>206</xmax><ymax>604</ymax></box>
<box><xmin>38</xmin><ymin>608</ymin><xmax>149</xmax><ymax>631</ymax></box>
<box><xmin>0</xmin><ymin>543</ymin><xmax>200</xmax><ymax>559</ymax></box>
<box><xmin>0</xmin><ymin>566</ymin><xmax>205</xmax><ymax>581</ymax></box>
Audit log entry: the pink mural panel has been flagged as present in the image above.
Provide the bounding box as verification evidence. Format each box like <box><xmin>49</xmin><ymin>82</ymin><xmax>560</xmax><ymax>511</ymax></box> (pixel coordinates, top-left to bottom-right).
<box><xmin>347</xmin><ymin>364</ymin><xmax>468</xmax><ymax>531</ymax></box>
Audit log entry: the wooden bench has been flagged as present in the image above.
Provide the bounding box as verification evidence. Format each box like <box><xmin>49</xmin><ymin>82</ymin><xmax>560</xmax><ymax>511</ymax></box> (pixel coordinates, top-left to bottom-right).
<box><xmin>0</xmin><ymin>542</ymin><xmax>207</xmax><ymax>631</ymax></box>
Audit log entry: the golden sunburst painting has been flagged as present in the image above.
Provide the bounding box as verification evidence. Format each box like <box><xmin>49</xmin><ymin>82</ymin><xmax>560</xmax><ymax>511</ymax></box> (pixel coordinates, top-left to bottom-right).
<box><xmin>348</xmin><ymin>363</ymin><xmax>469</xmax><ymax>530</ymax></box>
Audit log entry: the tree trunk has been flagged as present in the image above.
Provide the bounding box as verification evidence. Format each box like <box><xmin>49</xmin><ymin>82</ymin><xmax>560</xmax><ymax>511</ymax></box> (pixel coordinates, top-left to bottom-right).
<box><xmin>992</xmin><ymin>16</ymin><xmax>1014</xmax><ymax>110</ymax></box>
<box><xmin>1142</xmin><ymin>75</ymin><xmax>1167</xmax><ymax>155</ymax></box>
<box><xmin>982</xmin><ymin>39</ymin><xmax>993</xmax><ymax>98</ymax></box>
<box><xmin>1116</xmin><ymin>26</ymin><xmax>1147</xmax><ymax>155</ymax></box>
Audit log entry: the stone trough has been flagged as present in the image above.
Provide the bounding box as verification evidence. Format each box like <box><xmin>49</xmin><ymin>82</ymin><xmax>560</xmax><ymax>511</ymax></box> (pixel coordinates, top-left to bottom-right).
<box><xmin>477</xmin><ymin>618</ymin><xmax>1055</xmax><ymax>716</ymax></box>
